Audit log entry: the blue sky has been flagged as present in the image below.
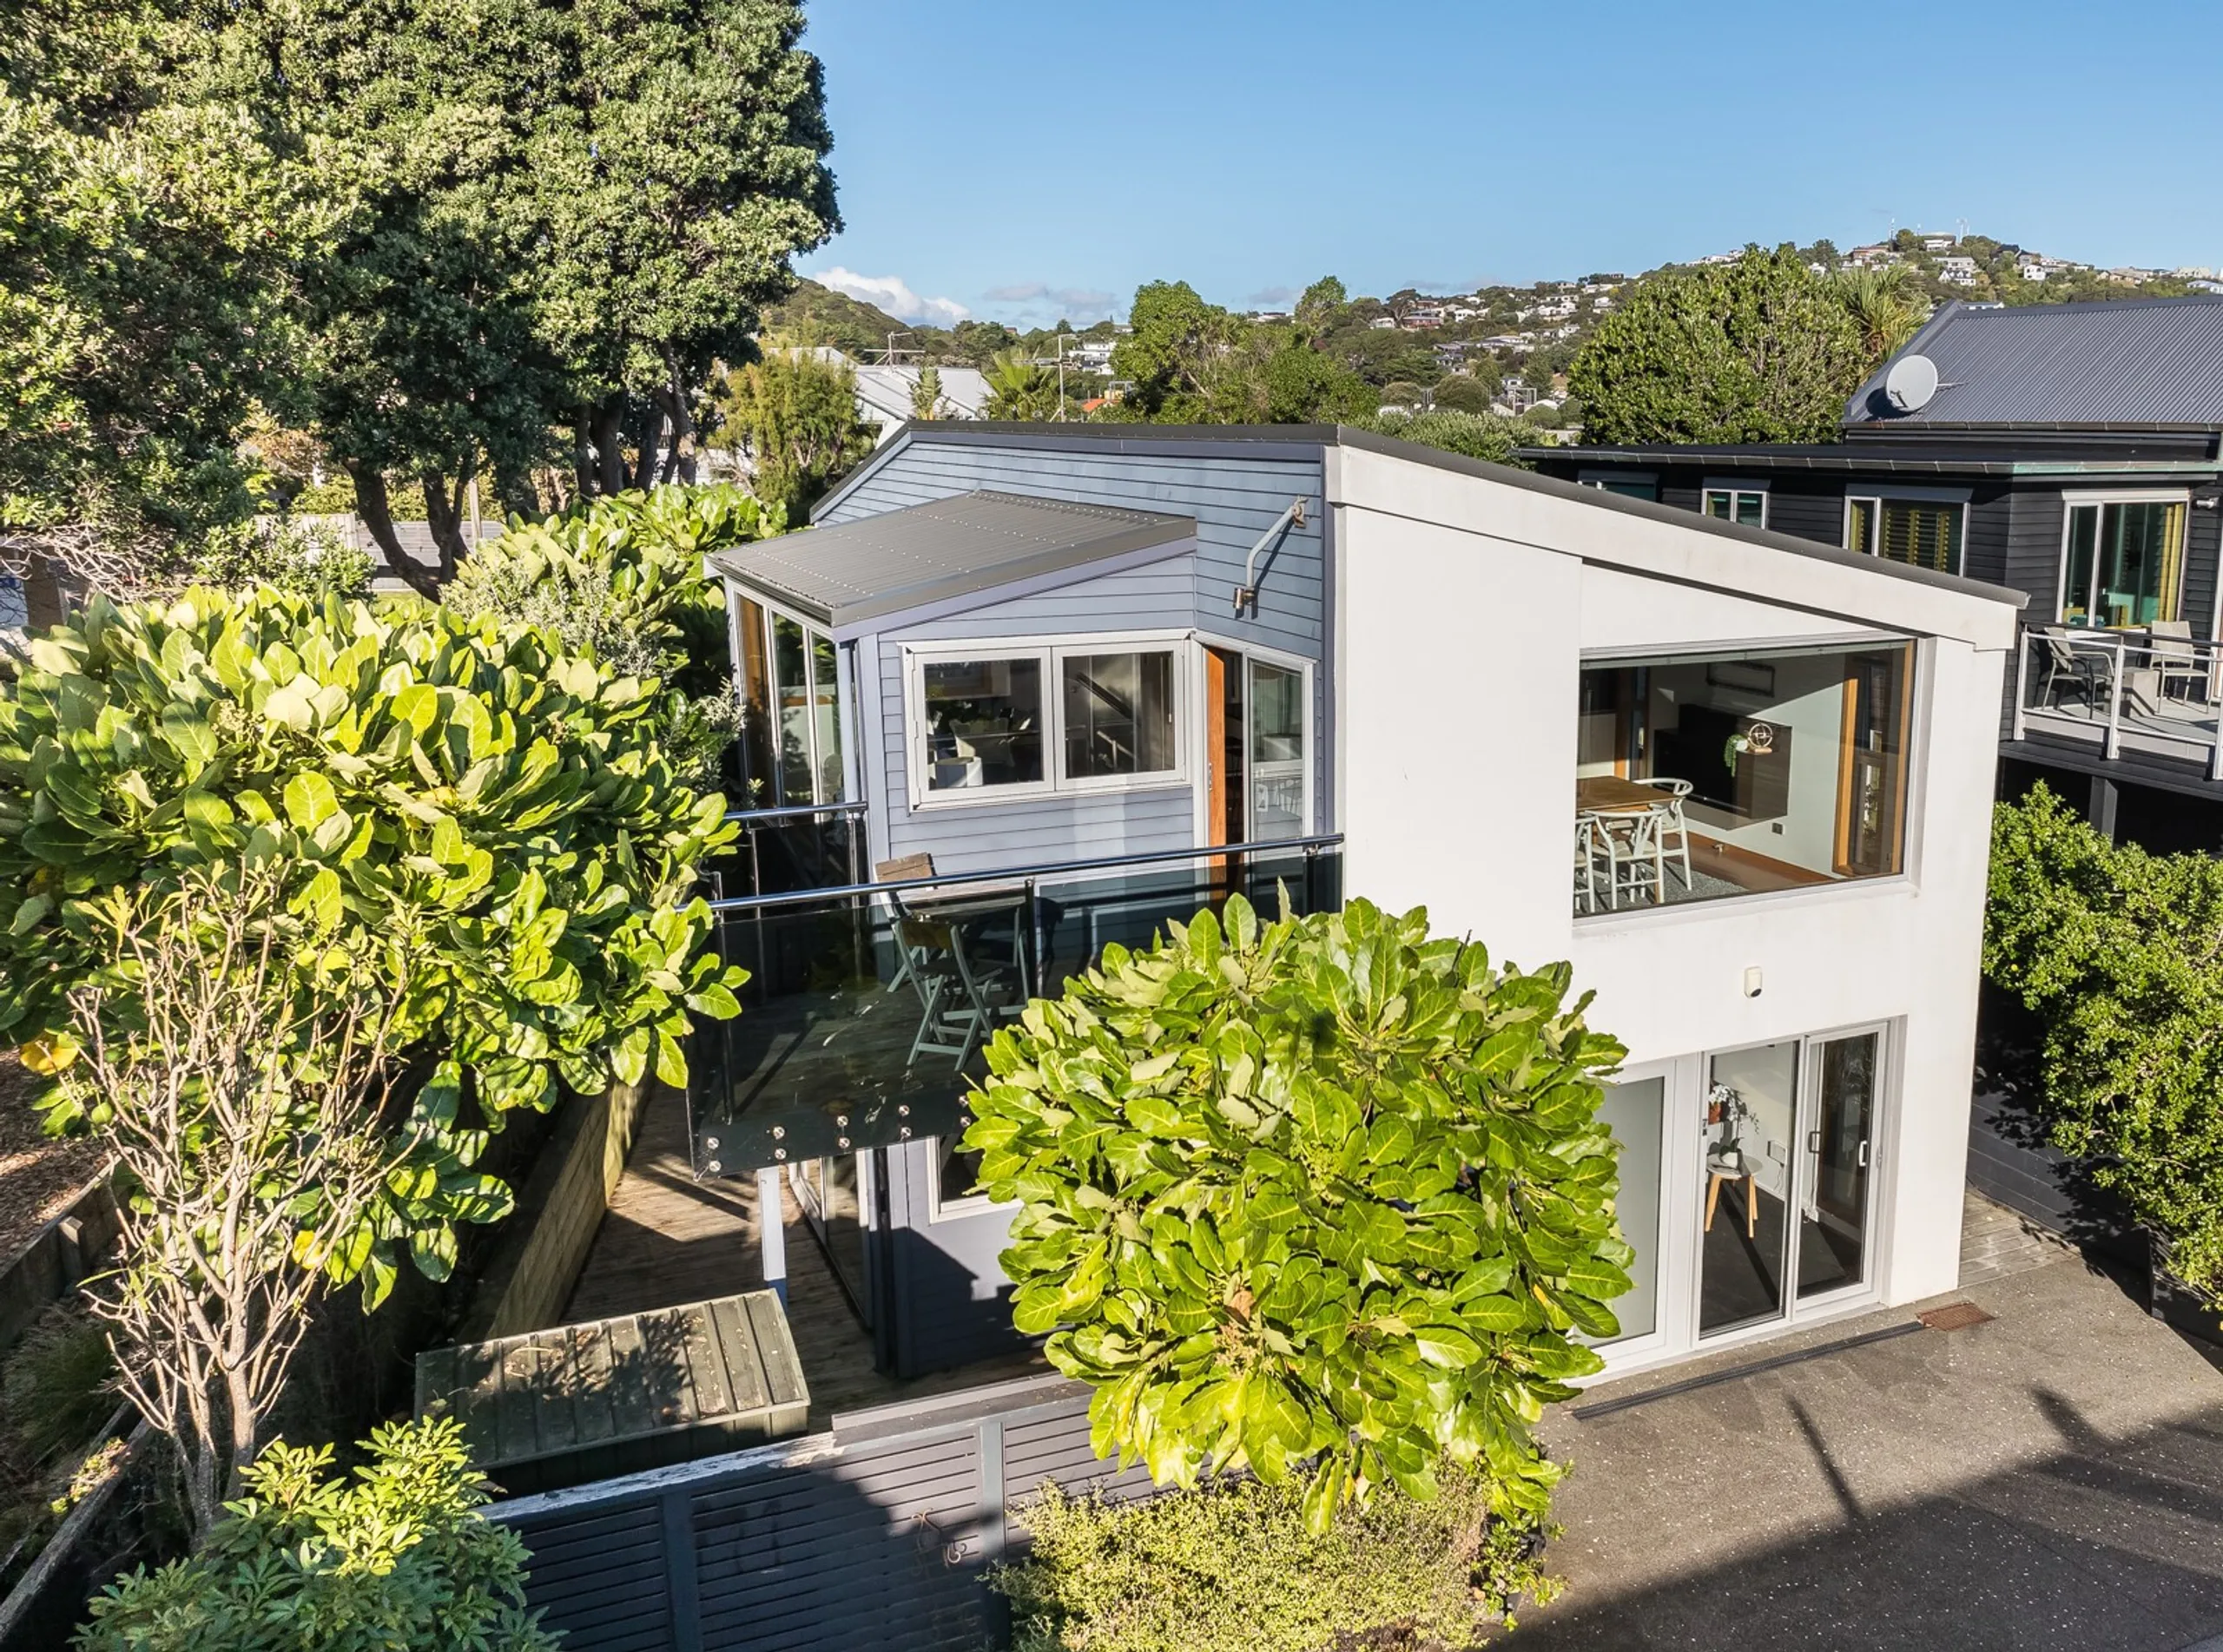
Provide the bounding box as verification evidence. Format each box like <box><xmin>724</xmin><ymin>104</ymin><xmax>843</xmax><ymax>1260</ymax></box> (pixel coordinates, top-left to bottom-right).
<box><xmin>798</xmin><ymin>0</ymin><xmax>2223</xmax><ymax>329</ymax></box>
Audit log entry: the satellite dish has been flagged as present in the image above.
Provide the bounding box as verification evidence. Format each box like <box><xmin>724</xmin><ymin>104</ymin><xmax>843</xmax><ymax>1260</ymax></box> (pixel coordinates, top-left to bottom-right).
<box><xmin>1883</xmin><ymin>353</ymin><xmax>1940</xmax><ymax>413</ymax></box>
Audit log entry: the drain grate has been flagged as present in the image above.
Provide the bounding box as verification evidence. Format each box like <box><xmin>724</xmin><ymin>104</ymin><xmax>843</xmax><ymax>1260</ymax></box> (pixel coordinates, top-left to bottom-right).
<box><xmin>1917</xmin><ymin>1301</ymin><xmax>1994</xmax><ymax>1332</ymax></box>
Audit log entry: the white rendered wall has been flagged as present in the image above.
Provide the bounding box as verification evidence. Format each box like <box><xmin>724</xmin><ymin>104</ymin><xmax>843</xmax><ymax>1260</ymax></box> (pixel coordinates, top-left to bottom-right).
<box><xmin>1332</xmin><ymin>452</ymin><xmax>2013</xmax><ymax>1317</ymax></box>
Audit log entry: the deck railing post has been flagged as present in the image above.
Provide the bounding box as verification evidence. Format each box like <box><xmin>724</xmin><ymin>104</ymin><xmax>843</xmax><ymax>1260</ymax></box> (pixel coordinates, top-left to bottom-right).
<box><xmin>975</xmin><ymin>1417</ymin><xmax>1009</xmax><ymax>1642</ymax></box>
<box><xmin>2010</xmin><ymin>627</ymin><xmax>2031</xmax><ymax>742</ymax></box>
<box><xmin>2105</xmin><ymin>635</ymin><xmax>2125</xmax><ymax>760</ymax></box>
<box><xmin>755</xmin><ymin>1166</ymin><xmax>788</xmax><ymax>1304</ymax></box>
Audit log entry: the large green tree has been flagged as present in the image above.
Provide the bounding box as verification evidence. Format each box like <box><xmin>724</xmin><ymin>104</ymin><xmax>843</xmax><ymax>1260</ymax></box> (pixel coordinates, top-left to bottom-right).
<box><xmin>0</xmin><ymin>0</ymin><xmax>333</xmax><ymax>592</ymax></box>
<box><xmin>243</xmin><ymin>0</ymin><xmax>839</xmax><ymax>591</ymax></box>
<box><xmin>1109</xmin><ymin>281</ymin><xmax>1372</xmax><ymax>426</ymax></box>
<box><xmin>965</xmin><ymin>896</ymin><xmax>1629</xmax><ymax>1530</ymax></box>
<box><xmin>1568</xmin><ymin>246</ymin><xmax>1867</xmax><ymax>444</ymax></box>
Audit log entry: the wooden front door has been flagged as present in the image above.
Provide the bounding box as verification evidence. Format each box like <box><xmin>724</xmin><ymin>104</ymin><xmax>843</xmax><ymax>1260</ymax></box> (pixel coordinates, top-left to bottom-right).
<box><xmin>1204</xmin><ymin>647</ymin><xmax>1245</xmax><ymax>878</ymax></box>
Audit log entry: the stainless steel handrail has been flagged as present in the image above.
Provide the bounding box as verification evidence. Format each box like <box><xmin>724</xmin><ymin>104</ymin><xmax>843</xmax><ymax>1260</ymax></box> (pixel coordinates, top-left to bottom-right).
<box><xmin>722</xmin><ymin>800</ymin><xmax>871</xmax><ymax>825</ymax></box>
<box><xmin>704</xmin><ymin>833</ymin><xmax>1345</xmax><ymax>914</ymax></box>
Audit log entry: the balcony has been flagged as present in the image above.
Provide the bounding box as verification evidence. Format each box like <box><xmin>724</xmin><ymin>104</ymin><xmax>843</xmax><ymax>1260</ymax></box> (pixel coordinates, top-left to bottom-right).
<box><xmin>686</xmin><ymin>839</ymin><xmax>1345</xmax><ymax>1177</ymax></box>
<box><xmin>2011</xmin><ymin>624</ymin><xmax>2223</xmax><ymax>783</ymax></box>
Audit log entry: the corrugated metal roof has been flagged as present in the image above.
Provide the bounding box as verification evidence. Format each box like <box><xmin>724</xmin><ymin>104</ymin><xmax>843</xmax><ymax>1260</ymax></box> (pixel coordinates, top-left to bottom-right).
<box><xmin>1845</xmin><ymin>296</ymin><xmax>2223</xmax><ymax>429</ymax></box>
<box><xmin>705</xmin><ymin>490</ymin><xmax>1194</xmax><ymax>628</ymax></box>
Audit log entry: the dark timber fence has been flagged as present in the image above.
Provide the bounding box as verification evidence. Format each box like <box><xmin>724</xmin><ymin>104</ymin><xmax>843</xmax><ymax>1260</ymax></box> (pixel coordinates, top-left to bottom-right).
<box><xmin>494</xmin><ymin>1375</ymin><xmax>1152</xmax><ymax>1652</ymax></box>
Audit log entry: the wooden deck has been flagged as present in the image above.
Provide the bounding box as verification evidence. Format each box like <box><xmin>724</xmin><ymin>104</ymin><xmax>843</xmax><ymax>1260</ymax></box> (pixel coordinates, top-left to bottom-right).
<box><xmin>565</xmin><ymin>1086</ymin><xmax>1046</xmax><ymax>1432</ymax></box>
<box><xmin>1959</xmin><ymin>1188</ymin><xmax>2077</xmax><ymax>1287</ymax></box>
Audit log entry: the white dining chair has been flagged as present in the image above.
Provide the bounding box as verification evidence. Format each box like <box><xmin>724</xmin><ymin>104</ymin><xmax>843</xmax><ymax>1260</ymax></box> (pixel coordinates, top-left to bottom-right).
<box><xmin>1597</xmin><ymin>807</ymin><xmax>1666</xmax><ymax>909</ymax></box>
<box><xmin>1631</xmin><ymin>778</ymin><xmax>1693</xmax><ymax>894</ymax></box>
<box><xmin>1573</xmin><ymin>815</ymin><xmax>1602</xmax><ymax>915</ymax></box>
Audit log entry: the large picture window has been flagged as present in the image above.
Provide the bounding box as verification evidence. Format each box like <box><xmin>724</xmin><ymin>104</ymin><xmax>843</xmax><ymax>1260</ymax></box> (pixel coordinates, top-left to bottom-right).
<box><xmin>2059</xmin><ymin>497</ymin><xmax>2187</xmax><ymax>628</ymax></box>
<box><xmin>907</xmin><ymin>638</ymin><xmax>1188</xmax><ymax>806</ymax></box>
<box><xmin>1574</xmin><ymin>640</ymin><xmax>1913</xmax><ymax>917</ymax></box>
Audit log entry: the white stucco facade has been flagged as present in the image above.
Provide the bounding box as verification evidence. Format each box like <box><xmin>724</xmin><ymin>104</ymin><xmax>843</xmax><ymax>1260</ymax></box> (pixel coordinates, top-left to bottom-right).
<box><xmin>1329</xmin><ymin>442</ymin><xmax>2019</xmax><ymax>1373</ymax></box>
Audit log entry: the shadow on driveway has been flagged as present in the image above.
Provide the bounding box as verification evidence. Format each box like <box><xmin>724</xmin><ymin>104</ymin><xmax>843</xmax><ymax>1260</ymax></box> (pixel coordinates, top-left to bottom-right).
<box><xmin>1524</xmin><ymin>1259</ymin><xmax>2223</xmax><ymax>1651</ymax></box>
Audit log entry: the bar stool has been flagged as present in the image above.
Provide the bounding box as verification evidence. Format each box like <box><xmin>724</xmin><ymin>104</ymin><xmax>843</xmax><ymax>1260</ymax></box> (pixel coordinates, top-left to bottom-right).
<box><xmin>1705</xmin><ymin>1148</ymin><xmax>1758</xmax><ymax>1240</ymax></box>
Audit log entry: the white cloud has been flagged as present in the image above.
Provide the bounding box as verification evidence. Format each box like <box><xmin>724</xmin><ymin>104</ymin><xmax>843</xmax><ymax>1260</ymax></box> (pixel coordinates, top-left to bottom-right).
<box><xmin>976</xmin><ymin>281</ymin><xmax>1118</xmax><ymax>325</ymax></box>
<box><xmin>809</xmin><ymin>267</ymin><xmax>970</xmax><ymax>326</ymax></box>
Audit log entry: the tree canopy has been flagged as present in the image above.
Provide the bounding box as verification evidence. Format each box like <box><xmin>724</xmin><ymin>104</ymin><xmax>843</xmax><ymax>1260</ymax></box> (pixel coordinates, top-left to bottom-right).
<box><xmin>242</xmin><ymin>0</ymin><xmax>839</xmax><ymax>587</ymax></box>
<box><xmin>0</xmin><ymin>0</ymin><xmax>335</xmax><ymax>589</ymax></box>
<box><xmin>964</xmin><ymin>896</ymin><xmax>1630</xmax><ymax>1531</ymax></box>
<box><xmin>1568</xmin><ymin>246</ymin><xmax>1868</xmax><ymax>444</ymax></box>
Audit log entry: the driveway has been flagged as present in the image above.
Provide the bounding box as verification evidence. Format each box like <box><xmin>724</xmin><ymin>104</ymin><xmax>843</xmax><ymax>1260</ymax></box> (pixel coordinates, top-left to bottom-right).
<box><xmin>1523</xmin><ymin>1255</ymin><xmax>2223</xmax><ymax>1650</ymax></box>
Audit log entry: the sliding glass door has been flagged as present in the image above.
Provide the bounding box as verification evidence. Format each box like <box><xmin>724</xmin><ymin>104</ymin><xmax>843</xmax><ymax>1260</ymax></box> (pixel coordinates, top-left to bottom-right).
<box><xmin>1691</xmin><ymin>1028</ymin><xmax>1887</xmax><ymax>1344</ymax></box>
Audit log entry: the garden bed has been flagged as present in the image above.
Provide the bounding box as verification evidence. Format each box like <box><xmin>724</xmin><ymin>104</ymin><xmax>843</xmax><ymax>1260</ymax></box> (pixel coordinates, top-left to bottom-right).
<box><xmin>0</xmin><ymin>1059</ymin><xmax>106</xmax><ymax>1271</ymax></box>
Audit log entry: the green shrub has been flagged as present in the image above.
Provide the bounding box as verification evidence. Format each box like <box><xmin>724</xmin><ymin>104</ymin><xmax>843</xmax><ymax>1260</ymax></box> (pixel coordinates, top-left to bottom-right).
<box><xmin>188</xmin><ymin>518</ymin><xmax>373</xmax><ymax>601</ymax></box>
<box><xmin>1986</xmin><ymin>785</ymin><xmax>2223</xmax><ymax>1293</ymax></box>
<box><xmin>965</xmin><ymin>896</ymin><xmax>1628</xmax><ymax>1529</ymax></box>
<box><xmin>444</xmin><ymin>484</ymin><xmax>779</xmax><ymax>787</ymax></box>
<box><xmin>75</xmin><ymin>1417</ymin><xmax>557</xmax><ymax>1652</ymax></box>
<box><xmin>1357</xmin><ymin>409</ymin><xmax>1533</xmax><ymax>468</ymax></box>
<box><xmin>0</xmin><ymin>584</ymin><xmax>744</xmax><ymax>1296</ymax></box>
<box><xmin>992</xmin><ymin>1465</ymin><xmax>1557</xmax><ymax>1652</ymax></box>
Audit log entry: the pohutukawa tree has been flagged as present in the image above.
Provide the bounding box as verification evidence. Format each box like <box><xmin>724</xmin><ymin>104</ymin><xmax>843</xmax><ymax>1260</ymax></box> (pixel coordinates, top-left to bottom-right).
<box><xmin>241</xmin><ymin>0</ymin><xmax>841</xmax><ymax>590</ymax></box>
<box><xmin>1568</xmin><ymin>245</ymin><xmax>1869</xmax><ymax>444</ymax></box>
<box><xmin>962</xmin><ymin>896</ymin><xmax>1633</xmax><ymax>1530</ymax></box>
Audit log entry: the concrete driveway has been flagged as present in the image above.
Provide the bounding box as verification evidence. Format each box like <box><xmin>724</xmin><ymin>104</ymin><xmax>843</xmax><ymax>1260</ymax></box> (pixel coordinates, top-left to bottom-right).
<box><xmin>1523</xmin><ymin>1256</ymin><xmax>2223</xmax><ymax>1651</ymax></box>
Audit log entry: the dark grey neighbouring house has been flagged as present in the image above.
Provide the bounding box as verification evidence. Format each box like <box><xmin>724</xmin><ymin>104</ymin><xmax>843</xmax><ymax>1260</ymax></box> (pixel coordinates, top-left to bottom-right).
<box><xmin>1532</xmin><ymin>293</ymin><xmax>2223</xmax><ymax>1237</ymax></box>
<box><xmin>1531</xmin><ymin>294</ymin><xmax>2223</xmax><ymax>851</ymax></box>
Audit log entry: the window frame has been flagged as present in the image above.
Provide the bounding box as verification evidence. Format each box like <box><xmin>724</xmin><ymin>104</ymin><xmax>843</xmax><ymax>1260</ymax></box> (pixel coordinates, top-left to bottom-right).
<box><xmin>1844</xmin><ymin>495</ymin><xmax>1882</xmax><ymax>556</ymax></box>
<box><xmin>901</xmin><ymin>629</ymin><xmax>1193</xmax><ymax>811</ymax></box>
<box><xmin>1580</xmin><ymin>470</ymin><xmax>1659</xmax><ymax>503</ymax></box>
<box><xmin>925</xmin><ymin>1130</ymin><xmax>1019</xmax><ymax>1224</ymax></box>
<box><xmin>1700</xmin><ymin>481</ymin><xmax>1769</xmax><ymax>530</ymax></box>
<box><xmin>2053</xmin><ymin>488</ymin><xmax>2192</xmax><ymax>629</ymax></box>
<box><xmin>1573</xmin><ymin>636</ymin><xmax>1920</xmax><ymax>927</ymax></box>
<box><xmin>736</xmin><ymin>590</ymin><xmax>846</xmax><ymax>807</ymax></box>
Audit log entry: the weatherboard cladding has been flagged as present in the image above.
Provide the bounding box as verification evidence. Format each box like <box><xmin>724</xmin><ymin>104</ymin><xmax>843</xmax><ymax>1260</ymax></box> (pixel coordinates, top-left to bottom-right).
<box><xmin>1846</xmin><ymin>296</ymin><xmax>2223</xmax><ymax>430</ymax></box>
<box><xmin>826</xmin><ymin>437</ymin><xmax>1329</xmax><ymax>876</ymax></box>
<box><xmin>500</xmin><ymin>1388</ymin><xmax>1151</xmax><ymax>1652</ymax></box>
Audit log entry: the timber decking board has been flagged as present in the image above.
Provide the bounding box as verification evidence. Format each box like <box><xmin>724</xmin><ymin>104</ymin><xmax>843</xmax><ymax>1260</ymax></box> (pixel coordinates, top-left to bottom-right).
<box><xmin>418</xmin><ymin>1287</ymin><xmax>808</xmax><ymax>1488</ymax></box>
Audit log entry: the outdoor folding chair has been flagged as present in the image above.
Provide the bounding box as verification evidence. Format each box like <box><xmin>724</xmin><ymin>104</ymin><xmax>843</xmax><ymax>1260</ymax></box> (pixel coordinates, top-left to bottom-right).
<box><xmin>897</xmin><ymin>916</ymin><xmax>1017</xmax><ymax>1071</ymax></box>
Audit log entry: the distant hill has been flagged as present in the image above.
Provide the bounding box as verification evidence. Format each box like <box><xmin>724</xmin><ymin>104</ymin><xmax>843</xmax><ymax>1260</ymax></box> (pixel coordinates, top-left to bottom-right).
<box><xmin>760</xmin><ymin>280</ymin><xmax>916</xmax><ymax>360</ymax></box>
<box><xmin>757</xmin><ymin>230</ymin><xmax>2215</xmax><ymax>425</ymax></box>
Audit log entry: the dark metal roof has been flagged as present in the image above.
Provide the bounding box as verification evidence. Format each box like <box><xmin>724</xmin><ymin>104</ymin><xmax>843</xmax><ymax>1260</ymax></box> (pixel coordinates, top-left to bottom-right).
<box><xmin>1523</xmin><ymin>443</ymin><xmax>2221</xmax><ymax>477</ymax></box>
<box><xmin>707</xmin><ymin>490</ymin><xmax>1194</xmax><ymax>628</ymax></box>
<box><xmin>1845</xmin><ymin>296</ymin><xmax>2223</xmax><ymax>430</ymax></box>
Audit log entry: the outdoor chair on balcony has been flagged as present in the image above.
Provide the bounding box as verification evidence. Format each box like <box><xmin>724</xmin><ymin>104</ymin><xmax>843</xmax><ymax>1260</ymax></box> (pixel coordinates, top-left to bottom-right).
<box><xmin>1573</xmin><ymin>817</ymin><xmax>1602</xmax><ymax>915</ymax></box>
<box><xmin>2149</xmin><ymin>621</ymin><xmax>2208</xmax><ymax>704</ymax></box>
<box><xmin>874</xmin><ymin>853</ymin><xmax>1036</xmax><ymax>1000</ymax></box>
<box><xmin>2034</xmin><ymin>628</ymin><xmax>2110</xmax><ymax>714</ymax></box>
<box><xmin>896</xmin><ymin>916</ymin><xmax>1019</xmax><ymax>1071</ymax></box>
